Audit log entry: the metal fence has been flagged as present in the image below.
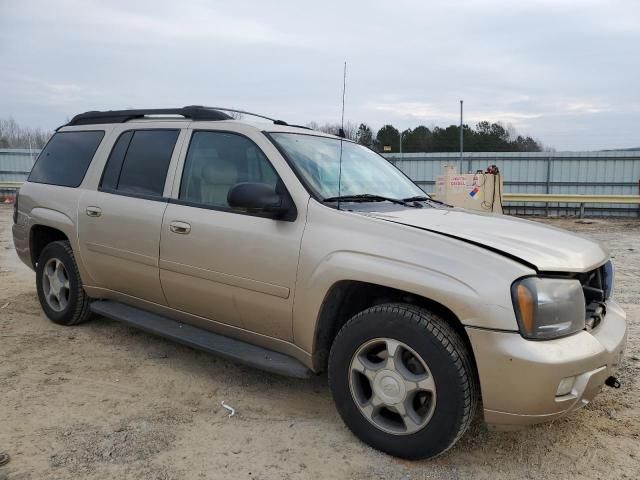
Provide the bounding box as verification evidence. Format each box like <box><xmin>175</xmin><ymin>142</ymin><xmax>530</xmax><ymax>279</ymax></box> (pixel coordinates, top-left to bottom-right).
<box><xmin>384</xmin><ymin>151</ymin><xmax>640</xmax><ymax>217</ymax></box>
<box><xmin>0</xmin><ymin>149</ymin><xmax>39</xmax><ymax>195</ymax></box>
<box><xmin>2</xmin><ymin>149</ymin><xmax>640</xmax><ymax>216</ymax></box>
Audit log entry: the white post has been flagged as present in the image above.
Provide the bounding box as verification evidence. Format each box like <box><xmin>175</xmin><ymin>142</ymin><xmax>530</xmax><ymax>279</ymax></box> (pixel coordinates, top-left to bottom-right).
<box><xmin>459</xmin><ymin>100</ymin><xmax>464</xmax><ymax>173</ymax></box>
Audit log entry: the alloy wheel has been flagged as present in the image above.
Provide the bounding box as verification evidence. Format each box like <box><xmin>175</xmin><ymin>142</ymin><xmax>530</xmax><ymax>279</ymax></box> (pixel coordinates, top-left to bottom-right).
<box><xmin>349</xmin><ymin>337</ymin><xmax>437</xmax><ymax>435</ymax></box>
<box><xmin>41</xmin><ymin>258</ymin><xmax>70</xmax><ymax>312</ymax></box>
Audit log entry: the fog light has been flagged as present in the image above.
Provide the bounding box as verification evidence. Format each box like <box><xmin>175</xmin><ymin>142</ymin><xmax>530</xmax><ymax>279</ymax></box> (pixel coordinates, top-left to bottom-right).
<box><xmin>556</xmin><ymin>376</ymin><xmax>576</xmax><ymax>396</ymax></box>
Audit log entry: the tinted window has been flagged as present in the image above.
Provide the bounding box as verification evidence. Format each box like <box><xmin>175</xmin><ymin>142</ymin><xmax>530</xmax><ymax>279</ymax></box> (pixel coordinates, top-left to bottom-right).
<box><xmin>101</xmin><ymin>130</ymin><xmax>179</xmax><ymax>197</ymax></box>
<box><xmin>100</xmin><ymin>131</ymin><xmax>133</xmax><ymax>190</ymax></box>
<box><xmin>179</xmin><ymin>131</ymin><xmax>279</xmax><ymax>208</ymax></box>
<box><xmin>29</xmin><ymin>131</ymin><xmax>104</xmax><ymax>187</ymax></box>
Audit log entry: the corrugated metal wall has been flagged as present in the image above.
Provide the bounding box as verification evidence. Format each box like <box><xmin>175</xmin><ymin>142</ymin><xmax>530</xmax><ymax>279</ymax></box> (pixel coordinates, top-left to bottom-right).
<box><xmin>1</xmin><ymin>149</ymin><xmax>639</xmax><ymax>216</ymax></box>
<box><xmin>0</xmin><ymin>149</ymin><xmax>39</xmax><ymax>182</ymax></box>
<box><xmin>384</xmin><ymin>151</ymin><xmax>640</xmax><ymax>216</ymax></box>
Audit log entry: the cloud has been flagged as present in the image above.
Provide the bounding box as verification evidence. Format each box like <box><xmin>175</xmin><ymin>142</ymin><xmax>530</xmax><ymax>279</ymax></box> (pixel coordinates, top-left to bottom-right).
<box><xmin>371</xmin><ymin>101</ymin><xmax>545</xmax><ymax>125</ymax></box>
<box><xmin>563</xmin><ymin>102</ymin><xmax>610</xmax><ymax>114</ymax></box>
<box><xmin>1</xmin><ymin>0</ymin><xmax>638</xmax><ymax>150</ymax></box>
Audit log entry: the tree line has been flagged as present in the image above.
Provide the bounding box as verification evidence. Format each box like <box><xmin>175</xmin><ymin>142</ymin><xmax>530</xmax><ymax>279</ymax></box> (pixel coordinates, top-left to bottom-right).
<box><xmin>0</xmin><ymin>118</ymin><xmax>51</xmax><ymax>149</ymax></box>
<box><xmin>0</xmin><ymin>116</ymin><xmax>543</xmax><ymax>153</ymax></box>
<box><xmin>307</xmin><ymin>120</ymin><xmax>544</xmax><ymax>152</ymax></box>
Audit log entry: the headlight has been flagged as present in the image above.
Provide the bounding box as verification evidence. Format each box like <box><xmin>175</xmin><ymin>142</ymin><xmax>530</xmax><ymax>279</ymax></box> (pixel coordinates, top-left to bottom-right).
<box><xmin>603</xmin><ymin>260</ymin><xmax>614</xmax><ymax>299</ymax></box>
<box><xmin>511</xmin><ymin>277</ymin><xmax>585</xmax><ymax>340</ymax></box>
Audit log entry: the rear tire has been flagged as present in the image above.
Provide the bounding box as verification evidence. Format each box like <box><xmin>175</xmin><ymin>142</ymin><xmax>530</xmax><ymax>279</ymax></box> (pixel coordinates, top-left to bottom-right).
<box><xmin>36</xmin><ymin>240</ymin><xmax>92</xmax><ymax>326</ymax></box>
<box><xmin>328</xmin><ymin>303</ymin><xmax>477</xmax><ymax>459</ymax></box>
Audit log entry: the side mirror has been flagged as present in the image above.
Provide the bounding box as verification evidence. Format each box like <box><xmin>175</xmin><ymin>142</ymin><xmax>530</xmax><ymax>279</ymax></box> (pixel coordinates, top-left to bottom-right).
<box><xmin>227</xmin><ymin>182</ymin><xmax>291</xmax><ymax>218</ymax></box>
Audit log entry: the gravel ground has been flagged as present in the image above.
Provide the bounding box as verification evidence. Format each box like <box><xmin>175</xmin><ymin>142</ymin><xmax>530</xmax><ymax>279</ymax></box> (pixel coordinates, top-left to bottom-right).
<box><xmin>0</xmin><ymin>206</ymin><xmax>638</xmax><ymax>480</ymax></box>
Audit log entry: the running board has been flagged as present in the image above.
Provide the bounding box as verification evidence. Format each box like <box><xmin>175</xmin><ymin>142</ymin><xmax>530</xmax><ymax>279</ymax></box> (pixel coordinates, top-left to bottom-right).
<box><xmin>90</xmin><ymin>300</ymin><xmax>311</xmax><ymax>379</ymax></box>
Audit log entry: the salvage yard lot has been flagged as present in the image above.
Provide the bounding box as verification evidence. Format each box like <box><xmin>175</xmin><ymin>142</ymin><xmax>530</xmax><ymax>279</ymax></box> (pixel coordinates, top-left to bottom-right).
<box><xmin>0</xmin><ymin>206</ymin><xmax>638</xmax><ymax>480</ymax></box>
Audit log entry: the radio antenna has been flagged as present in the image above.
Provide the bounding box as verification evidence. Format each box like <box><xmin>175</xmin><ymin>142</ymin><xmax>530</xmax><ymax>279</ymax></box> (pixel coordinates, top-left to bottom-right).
<box><xmin>340</xmin><ymin>62</ymin><xmax>347</xmax><ymax>137</ymax></box>
<box><xmin>337</xmin><ymin>61</ymin><xmax>347</xmax><ymax>210</ymax></box>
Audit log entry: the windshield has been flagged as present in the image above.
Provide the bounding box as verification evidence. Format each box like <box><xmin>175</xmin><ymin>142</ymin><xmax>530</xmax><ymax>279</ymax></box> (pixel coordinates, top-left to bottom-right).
<box><xmin>270</xmin><ymin>133</ymin><xmax>425</xmax><ymax>201</ymax></box>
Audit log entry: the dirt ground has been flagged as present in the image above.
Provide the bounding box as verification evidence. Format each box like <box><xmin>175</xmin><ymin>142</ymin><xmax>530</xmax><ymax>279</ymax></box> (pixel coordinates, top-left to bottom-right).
<box><xmin>0</xmin><ymin>206</ymin><xmax>638</xmax><ymax>480</ymax></box>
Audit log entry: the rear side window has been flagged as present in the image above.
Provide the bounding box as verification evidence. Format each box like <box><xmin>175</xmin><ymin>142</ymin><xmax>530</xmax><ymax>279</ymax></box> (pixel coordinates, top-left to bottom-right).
<box><xmin>29</xmin><ymin>131</ymin><xmax>104</xmax><ymax>187</ymax></box>
<box><xmin>100</xmin><ymin>129</ymin><xmax>179</xmax><ymax>197</ymax></box>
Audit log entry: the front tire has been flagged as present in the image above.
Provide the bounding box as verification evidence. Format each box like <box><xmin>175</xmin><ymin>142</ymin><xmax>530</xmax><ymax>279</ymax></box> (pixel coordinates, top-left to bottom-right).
<box><xmin>328</xmin><ymin>303</ymin><xmax>477</xmax><ymax>459</ymax></box>
<box><xmin>36</xmin><ymin>240</ymin><xmax>92</xmax><ymax>326</ymax></box>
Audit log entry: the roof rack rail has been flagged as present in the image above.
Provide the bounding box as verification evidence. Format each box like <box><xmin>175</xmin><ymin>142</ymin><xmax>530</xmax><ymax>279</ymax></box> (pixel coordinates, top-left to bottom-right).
<box><xmin>201</xmin><ymin>106</ymin><xmax>282</xmax><ymax>123</ymax></box>
<box><xmin>198</xmin><ymin>107</ymin><xmax>312</xmax><ymax>130</ymax></box>
<box><xmin>64</xmin><ymin>106</ymin><xmax>233</xmax><ymax>127</ymax></box>
<box><xmin>62</xmin><ymin>105</ymin><xmax>311</xmax><ymax>130</ymax></box>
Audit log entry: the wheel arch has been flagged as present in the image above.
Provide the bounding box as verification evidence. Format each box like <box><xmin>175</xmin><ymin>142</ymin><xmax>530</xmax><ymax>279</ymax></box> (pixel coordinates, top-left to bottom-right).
<box><xmin>311</xmin><ymin>280</ymin><xmax>477</xmax><ymax>377</ymax></box>
<box><xmin>29</xmin><ymin>224</ymin><xmax>70</xmax><ymax>268</ymax></box>
<box><xmin>27</xmin><ymin>207</ymin><xmax>76</xmax><ymax>263</ymax></box>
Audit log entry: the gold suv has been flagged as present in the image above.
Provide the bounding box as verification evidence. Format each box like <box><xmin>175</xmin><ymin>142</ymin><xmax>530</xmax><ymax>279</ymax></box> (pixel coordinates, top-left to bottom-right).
<box><xmin>12</xmin><ymin>107</ymin><xmax>627</xmax><ymax>459</ymax></box>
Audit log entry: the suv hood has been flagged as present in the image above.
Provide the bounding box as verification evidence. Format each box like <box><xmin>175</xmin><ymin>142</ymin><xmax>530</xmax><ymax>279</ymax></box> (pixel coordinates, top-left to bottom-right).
<box><xmin>365</xmin><ymin>207</ymin><xmax>608</xmax><ymax>272</ymax></box>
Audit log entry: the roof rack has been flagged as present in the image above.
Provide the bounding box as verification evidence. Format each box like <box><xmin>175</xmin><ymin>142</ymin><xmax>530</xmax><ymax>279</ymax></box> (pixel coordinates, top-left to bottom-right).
<box><xmin>192</xmin><ymin>106</ymin><xmax>310</xmax><ymax>129</ymax></box>
<box><xmin>65</xmin><ymin>106</ymin><xmax>233</xmax><ymax>127</ymax></box>
<box><xmin>202</xmin><ymin>107</ymin><xmax>282</xmax><ymax>123</ymax></box>
<box><xmin>62</xmin><ymin>105</ymin><xmax>312</xmax><ymax>131</ymax></box>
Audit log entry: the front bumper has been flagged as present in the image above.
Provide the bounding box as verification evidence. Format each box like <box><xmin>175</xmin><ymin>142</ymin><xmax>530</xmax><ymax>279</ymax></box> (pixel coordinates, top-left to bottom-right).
<box><xmin>466</xmin><ymin>300</ymin><xmax>627</xmax><ymax>428</ymax></box>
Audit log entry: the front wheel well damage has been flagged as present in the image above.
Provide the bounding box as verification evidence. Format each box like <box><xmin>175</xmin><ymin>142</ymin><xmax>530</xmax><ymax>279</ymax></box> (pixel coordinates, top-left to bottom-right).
<box><xmin>312</xmin><ymin>280</ymin><xmax>475</xmax><ymax>375</ymax></box>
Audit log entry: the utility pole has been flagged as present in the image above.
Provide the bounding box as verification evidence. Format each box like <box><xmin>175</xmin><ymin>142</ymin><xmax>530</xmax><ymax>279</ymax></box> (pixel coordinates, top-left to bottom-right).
<box><xmin>459</xmin><ymin>100</ymin><xmax>464</xmax><ymax>173</ymax></box>
<box><xmin>399</xmin><ymin>131</ymin><xmax>403</xmax><ymax>158</ymax></box>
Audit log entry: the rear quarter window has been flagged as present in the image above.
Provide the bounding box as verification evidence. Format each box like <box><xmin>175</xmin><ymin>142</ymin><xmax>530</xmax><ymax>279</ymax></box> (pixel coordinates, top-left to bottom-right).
<box><xmin>28</xmin><ymin>130</ymin><xmax>105</xmax><ymax>187</ymax></box>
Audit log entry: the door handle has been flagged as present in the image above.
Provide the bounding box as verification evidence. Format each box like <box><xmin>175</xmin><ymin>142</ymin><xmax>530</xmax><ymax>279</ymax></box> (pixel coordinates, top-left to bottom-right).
<box><xmin>86</xmin><ymin>206</ymin><xmax>102</xmax><ymax>217</ymax></box>
<box><xmin>169</xmin><ymin>221</ymin><xmax>191</xmax><ymax>234</ymax></box>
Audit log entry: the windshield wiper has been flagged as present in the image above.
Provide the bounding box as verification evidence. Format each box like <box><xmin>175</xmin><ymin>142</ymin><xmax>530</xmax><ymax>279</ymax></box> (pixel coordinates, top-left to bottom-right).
<box><xmin>402</xmin><ymin>195</ymin><xmax>447</xmax><ymax>206</ymax></box>
<box><xmin>402</xmin><ymin>195</ymin><xmax>430</xmax><ymax>202</ymax></box>
<box><xmin>322</xmin><ymin>194</ymin><xmax>410</xmax><ymax>206</ymax></box>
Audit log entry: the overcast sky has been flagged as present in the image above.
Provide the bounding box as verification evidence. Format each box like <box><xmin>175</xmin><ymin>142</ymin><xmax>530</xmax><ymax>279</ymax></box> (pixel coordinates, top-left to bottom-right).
<box><xmin>1</xmin><ymin>0</ymin><xmax>638</xmax><ymax>150</ymax></box>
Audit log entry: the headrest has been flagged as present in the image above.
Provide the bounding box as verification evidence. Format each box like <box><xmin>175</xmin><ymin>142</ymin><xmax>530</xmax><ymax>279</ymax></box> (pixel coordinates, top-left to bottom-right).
<box><xmin>202</xmin><ymin>158</ymin><xmax>238</xmax><ymax>185</ymax></box>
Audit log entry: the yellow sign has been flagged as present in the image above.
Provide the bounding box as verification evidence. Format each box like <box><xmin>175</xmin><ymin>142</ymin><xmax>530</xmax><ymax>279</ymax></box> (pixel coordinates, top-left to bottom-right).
<box><xmin>383</xmin><ymin>145</ymin><xmax>392</xmax><ymax>152</ymax></box>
